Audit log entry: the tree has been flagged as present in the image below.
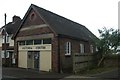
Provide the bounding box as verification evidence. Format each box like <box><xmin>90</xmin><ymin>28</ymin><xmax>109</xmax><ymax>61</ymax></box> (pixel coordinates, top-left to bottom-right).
<box><xmin>96</xmin><ymin>27</ymin><xmax>119</xmax><ymax>67</ymax></box>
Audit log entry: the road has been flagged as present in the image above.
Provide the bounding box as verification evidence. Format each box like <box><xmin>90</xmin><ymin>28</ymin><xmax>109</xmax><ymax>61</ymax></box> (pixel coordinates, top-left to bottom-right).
<box><xmin>1</xmin><ymin>67</ymin><xmax>119</xmax><ymax>80</ymax></box>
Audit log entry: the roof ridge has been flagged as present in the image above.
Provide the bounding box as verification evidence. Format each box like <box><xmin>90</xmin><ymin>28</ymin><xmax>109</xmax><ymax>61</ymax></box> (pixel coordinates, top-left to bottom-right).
<box><xmin>31</xmin><ymin>4</ymin><xmax>85</xmax><ymax>27</ymax></box>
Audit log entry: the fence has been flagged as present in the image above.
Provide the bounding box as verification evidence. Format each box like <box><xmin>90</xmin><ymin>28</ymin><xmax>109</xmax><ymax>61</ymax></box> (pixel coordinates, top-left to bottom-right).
<box><xmin>73</xmin><ymin>53</ymin><xmax>98</xmax><ymax>73</ymax></box>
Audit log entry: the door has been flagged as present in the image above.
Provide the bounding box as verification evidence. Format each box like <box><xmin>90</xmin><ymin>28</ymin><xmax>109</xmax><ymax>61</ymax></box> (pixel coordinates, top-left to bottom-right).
<box><xmin>34</xmin><ymin>51</ymin><xmax>39</xmax><ymax>69</ymax></box>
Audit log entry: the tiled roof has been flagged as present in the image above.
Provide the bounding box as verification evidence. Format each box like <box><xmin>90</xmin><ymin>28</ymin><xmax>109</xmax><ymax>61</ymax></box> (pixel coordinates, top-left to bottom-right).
<box><xmin>32</xmin><ymin>4</ymin><xmax>98</xmax><ymax>41</ymax></box>
<box><xmin>1</xmin><ymin>16</ymin><xmax>21</xmax><ymax>35</ymax></box>
<box><xmin>14</xmin><ymin>4</ymin><xmax>98</xmax><ymax>42</ymax></box>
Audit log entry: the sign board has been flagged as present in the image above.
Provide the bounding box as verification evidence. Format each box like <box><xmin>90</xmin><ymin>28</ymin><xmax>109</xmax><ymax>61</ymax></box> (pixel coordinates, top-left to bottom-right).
<box><xmin>19</xmin><ymin>44</ymin><xmax>51</xmax><ymax>51</ymax></box>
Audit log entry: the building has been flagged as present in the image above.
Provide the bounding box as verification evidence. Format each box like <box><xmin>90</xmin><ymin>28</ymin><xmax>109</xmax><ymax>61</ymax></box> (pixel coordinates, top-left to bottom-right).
<box><xmin>0</xmin><ymin>16</ymin><xmax>21</xmax><ymax>66</ymax></box>
<box><xmin>13</xmin><ymin>4</ymin><xmax>98</xmax><ymax>72</ymax></box>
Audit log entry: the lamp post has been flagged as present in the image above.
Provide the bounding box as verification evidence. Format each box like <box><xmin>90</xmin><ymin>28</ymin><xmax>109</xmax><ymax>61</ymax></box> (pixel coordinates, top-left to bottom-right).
<box><xmin>4</xmin><ymin>13</ymin><xmax>7</xmax><ymax>66</ymax></box>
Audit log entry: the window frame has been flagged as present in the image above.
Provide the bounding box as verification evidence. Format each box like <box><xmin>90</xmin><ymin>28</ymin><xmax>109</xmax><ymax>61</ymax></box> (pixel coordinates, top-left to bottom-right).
<box><xmin>90</xmin><ymin>45</ymin><xmax>94</xmax><ymax>53</ymax></box>
<box><xmin>80</xmin><ymin>43</ymin><xmax>85</xmax><ymax>53</ymax></box>
<box><xmin>65</xmin><ymin>42</ymin><xmax>71</xmax><ymax>56</ymax></box>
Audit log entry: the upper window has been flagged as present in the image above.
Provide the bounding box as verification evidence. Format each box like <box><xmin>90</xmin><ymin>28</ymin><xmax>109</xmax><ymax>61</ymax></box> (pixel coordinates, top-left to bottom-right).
<box><xmin>34</xmin><ymin>40</ymin><xmax>42</xmax><ymax>45</ymax></box>
<box><xmin>26</xmin><ymin>40</ymin><xmax>33</xmax><ymax>45</ymax></box>
<box><xmin>65</xmin><ymin>42</ymin><xmax>71</xmax><ymax>55</ymax></box>
<box><xmin>43</xmin><ymin>38</ymin><xmax>51</xmax><ymax>44</ymax></box>
<box><xmin>2</xmin><ymin>35</ymin><xmax>9</xmax><ymax>43</ymax></box>
<box><xmin>30</xmin><ymin>12</ymin><xmax>36</xmax><ymax>21</ymax></box>
<box><xmin>19</xmin><ymin>41</ymin><xmax>25</xmax><ymax>45</ymax></box>
<box><xmin>80</xmin><ymin>43</ymin><xmax>84</xmax><ymax>53</ymax></box>
<box><xmin>6</xmin><ymin>35</ymin><xmax>9</xmax><ymax>43</ymax></box>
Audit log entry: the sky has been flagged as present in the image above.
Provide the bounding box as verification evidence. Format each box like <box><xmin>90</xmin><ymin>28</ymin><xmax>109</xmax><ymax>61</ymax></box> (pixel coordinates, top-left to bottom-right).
<box><xmin>0</xmin><ymin>0</ymin><xmax>119</xmax><ymax>37</ymax></box>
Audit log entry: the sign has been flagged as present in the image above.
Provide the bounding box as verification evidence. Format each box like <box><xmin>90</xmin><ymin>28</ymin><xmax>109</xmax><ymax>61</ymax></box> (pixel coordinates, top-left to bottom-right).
<box><xmin>19</xmin><ymin>45</ymin><xmax>51</xmax><ymax>51</ymax></box>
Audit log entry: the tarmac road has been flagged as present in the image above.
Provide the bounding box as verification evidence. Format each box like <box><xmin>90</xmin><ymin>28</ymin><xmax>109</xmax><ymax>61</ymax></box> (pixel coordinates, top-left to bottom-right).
<box><xmin>1</xmin><ymin>67</ymin><xmax>119</xmax><ymax>80</ymax></box>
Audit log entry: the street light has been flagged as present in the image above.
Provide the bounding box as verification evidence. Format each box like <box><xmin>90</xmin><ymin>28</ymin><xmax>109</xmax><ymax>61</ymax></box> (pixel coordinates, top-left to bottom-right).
<box><xmin>4</xmin><ymin>13</ymin><xmax>7</xmax><ymax>66</ymax></box>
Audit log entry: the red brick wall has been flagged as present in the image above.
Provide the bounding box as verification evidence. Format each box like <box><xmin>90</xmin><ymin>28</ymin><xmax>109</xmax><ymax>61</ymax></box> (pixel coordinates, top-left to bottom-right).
<box><xmin>22</xmin><ymin>9</ymin><xmax>45</xmax><ymax>27</ymax></box>
<box><xmin>58</xmin><ymin>36</ymin><xmax>91</xmax><ymax>72</ymax></box>
<box><xmin>14</xmin><ymin>8</ymin><xmax>58</xmax><ymax>71</ymax></box>
<box><xmin>51</xmin><ymin>36</ymin><xmax>59</xmax><ymax>72</ymax></box>
<box><xmin>17</xmin><ymin>27</ymin><xmax>53</xmax><ymax>37</ymax></box>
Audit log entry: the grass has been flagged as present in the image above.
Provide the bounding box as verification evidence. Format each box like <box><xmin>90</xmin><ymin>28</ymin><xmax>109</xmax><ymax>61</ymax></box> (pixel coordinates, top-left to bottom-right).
<box><xmin>83</xmin><ymin>66</ymin><xmax>117</xmax><ymax>75</ymax></box>
<box><xmin>76</xmin><ymin>55</ymin><xmax>118</xmax><ymax>76</ymax></box>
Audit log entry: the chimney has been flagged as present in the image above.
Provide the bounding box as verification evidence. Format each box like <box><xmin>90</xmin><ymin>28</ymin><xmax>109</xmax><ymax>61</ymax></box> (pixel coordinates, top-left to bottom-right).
<box><xmin>12</xmin><ymin>15</ymin><xmax>21</xmax><ymax>22</ymax></box>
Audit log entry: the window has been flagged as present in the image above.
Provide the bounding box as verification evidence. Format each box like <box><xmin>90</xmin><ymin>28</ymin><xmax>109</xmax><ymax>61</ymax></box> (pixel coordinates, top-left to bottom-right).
<box><xmin>34</xmin><ymin>40</ymin><xmax>42</xmax><ymax>45</ymax></box>
<box><xmin>1</xmin><ymin>52</ymin><xmax>5</xmax><ymax>58</ymax></box>
<box><xmin>26</xmin><ymin>40</ymin><xmax>33</xmax><ymax>45</ymax></box>
<box><xmin>6</xmin><ymin>51</ymin><xmax>9</xmax><ymax>58</ymax></box>
<box><xmin>6</xmin><ymin>35</ymin><xmax>9</xmax><ymax>43</ymax></box>
<box><xmin>43</xmin><ymin>38</ymin><xmax>51</xmax><ymax>44</ymax></box>
<box><xmin>96</xmin><ymin>47</ymin><xmax>98</xmax><ymax>52</ymax></box>
<box><xmin>90</xmin><ymin>45</ymin><xmax>94</xmax><ymax>53</ymax></box>
<box><xmin>2</xmin><ymin>36</ymin><xmax>4</xmax><ymax>43</ymax></box>
<box><xmin>65</xmin><ymin>42</ymin><xmax>71</xmax><ymax>55</ymax></box>
<box><xmin>2</xmin><ymin>34</ymin><xmax>9</xmax><ymax>43</ymax></box>
<box><xmin>19</xmin><ymin>41</ymin><xmax>25</xmax><ymax>45</ymax></box>
<box><xmin>80</xmin><ymin>43</ymin><xmax>84</xmax><ymax>53</ymax></box>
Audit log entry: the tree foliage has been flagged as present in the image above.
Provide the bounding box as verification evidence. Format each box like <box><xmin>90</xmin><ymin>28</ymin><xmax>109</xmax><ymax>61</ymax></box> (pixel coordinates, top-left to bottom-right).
<box><xmin>96</xmin><ymin>27</ymin><xmax>119</xmax><ymax>54</ymax></box>
<box><xmin>96</xmin><ymin>27</ymin><xmax>119</xmax><ymax>66</ymax></box>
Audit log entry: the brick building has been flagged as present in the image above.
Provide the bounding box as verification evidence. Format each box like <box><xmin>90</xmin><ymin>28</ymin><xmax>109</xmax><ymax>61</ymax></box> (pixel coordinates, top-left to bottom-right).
<box><xmin>0</xmin><ymin>16</ymin><xmax>21</xmax><ymax>66</ymax></box>
<box><xmin>13</xmin><ymin>4</ymin><xmax>98</xmax><ymax>73</ymax></box>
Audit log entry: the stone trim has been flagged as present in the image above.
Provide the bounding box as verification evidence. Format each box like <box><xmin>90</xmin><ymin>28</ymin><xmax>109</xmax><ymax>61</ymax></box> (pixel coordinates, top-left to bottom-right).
<box><xmin>20</xmin><ymin>24</ymin><xmax>49</xmax><ymax>31</ymax></box>
<box><xmin>16</xmin><ymin>33</ymin><xmax>54</xmax><ymax>41</ymax></box>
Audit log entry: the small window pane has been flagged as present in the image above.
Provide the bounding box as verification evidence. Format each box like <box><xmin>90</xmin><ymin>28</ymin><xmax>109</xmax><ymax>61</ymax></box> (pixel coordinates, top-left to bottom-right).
<box><xmin>6</xmin><ymin>36</ymin><xmax>9</xmax><ymax>43</ymax></box>
<box><xmin>80</xmin><ymin>44</ymin><xmax>84</xmax><ymax>53</ymax></box>
<box><xmin>34</xmin><ymin>40</ymin><xmax>42</xmax><ymax>45</ymax></box>
<box><xmin>26</xmin><ymin>40</ymin><xmax>33</xmax><ymax>45</ymax></box>
<box><xmin>65</xmin><ymin>42</ymin><xmax>71</xmax><ymax>55</ymax></box>
<box><xmin>90</xmin><ymin>45</ymin><xmax>94</xmax><ymax>53</ymax></box>
<box><xmin>43</xmin><ymin>39</ymin><xmax>51</xmax><ymax>44</ymax></box>
<box><xmin>6</xmin><ymin>52</ymin><xmax>9</xmax><ymax>58</ymax></box>
<box><xmin>19</xmin><ymin>41</ymin><xmax>25</xmax><ymax>45</ymax></box>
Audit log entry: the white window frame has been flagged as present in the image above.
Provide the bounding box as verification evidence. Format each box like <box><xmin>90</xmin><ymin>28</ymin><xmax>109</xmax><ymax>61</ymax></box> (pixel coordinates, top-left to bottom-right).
<box><xmin>90</xmin><ymin>45</ymin><xmax>94</xmax><ymax>53</ymax></box>
<box><xmin>6</xmin><ymin>35</ymin><xmax>9</xmax><ymax>43</ymax></box>
<box><xmin>2</xmin><ymin>36</ymin><xmax>5</xmax><ymax>43</ymax></box>
<box><xmin>80</xmin><ymin>43</ymin><xmax>84</xmax><ymax>53</ymax></box>
<box><xmin>6</xmin><ymin>51</ymin><xmax>9</xmax><ymax>58</ymax></box>
<box><xmin>2</xmin><ymin>34</ymin><xmax>9</xmax><ymax>43</ymax></box>
<box><xmin>65</xmin><ymin>42</ymin><xmax>71</xmax><ymax>55</ymax></box>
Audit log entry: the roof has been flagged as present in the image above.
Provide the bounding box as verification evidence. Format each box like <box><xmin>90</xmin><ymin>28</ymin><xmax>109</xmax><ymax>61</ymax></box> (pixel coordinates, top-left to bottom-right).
<box><xmin>1</xmin><ymin>16</ymin><xmax>21</xmax><ymax>35</ymax></box>
<box><xmin>14</xmin><ymin>4</ymin><xmax>98</xmax><ymax>42</ymax></box>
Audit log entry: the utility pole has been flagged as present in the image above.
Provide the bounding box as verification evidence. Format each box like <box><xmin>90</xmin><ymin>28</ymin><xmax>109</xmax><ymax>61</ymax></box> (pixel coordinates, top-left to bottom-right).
<box><xmin>4</xmin><ymin>13</ymin><xmax>7</xmax><ymax>66</ymax></box>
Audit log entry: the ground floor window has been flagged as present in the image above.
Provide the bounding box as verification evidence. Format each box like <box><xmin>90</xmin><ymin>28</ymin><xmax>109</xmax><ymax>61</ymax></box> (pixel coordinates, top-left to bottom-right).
<box><xmin>90</xmin><ymin>45</ymin><xmax>94</xmax><ymax>53</ymax></box>
<box><xmin>65</xmin><ymin>42</ymin><xmax>71</xmax><ymax>55</ymax></box>
<box><xmin>80</xmin><ymin>43</ymin><xmax>85</xmax><ymax>53</ymax></box>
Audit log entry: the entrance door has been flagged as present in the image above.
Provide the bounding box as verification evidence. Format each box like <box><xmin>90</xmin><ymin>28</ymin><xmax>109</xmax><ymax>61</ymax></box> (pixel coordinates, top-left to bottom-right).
<box><xmin>34</xmin><ymin>51</ymin><xmax>39</xmax><ymax>69</ymax></box>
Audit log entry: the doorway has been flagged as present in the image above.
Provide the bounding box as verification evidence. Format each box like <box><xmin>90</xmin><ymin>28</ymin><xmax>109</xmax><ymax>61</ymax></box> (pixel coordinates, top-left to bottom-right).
<box><xmin>34</xmin><ymin>51</ymin><xmax>39</xmax><ymax>69</ymax></box>
<box><xmin>27</xmin><ymin>51</ymin><xmax>39</xmax><ymax>69</ymax></box>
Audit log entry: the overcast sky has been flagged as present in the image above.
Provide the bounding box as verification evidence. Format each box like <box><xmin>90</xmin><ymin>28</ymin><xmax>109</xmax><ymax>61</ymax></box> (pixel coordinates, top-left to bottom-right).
<box><xmin>0</xmin><ymin>0</ymin><xmax>119</xmax><ymax>37</ymax></box>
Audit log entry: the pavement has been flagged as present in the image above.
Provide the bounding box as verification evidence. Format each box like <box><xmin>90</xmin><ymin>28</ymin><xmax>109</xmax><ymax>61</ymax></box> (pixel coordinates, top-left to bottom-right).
<box><xmin>1</xmin><ymin>67</ymin><xmax>119</xmax><ymax>80</ymax></box>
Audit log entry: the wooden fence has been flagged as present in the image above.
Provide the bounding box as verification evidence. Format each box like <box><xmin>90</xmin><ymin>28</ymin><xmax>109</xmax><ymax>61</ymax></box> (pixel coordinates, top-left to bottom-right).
<box><xmin>73</xmin><ymin>53</ymin><xmax>99</xmax><ymax>73</ymax></box>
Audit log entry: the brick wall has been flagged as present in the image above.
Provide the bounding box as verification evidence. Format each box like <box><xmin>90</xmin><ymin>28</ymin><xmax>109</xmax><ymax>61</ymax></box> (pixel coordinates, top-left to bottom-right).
<box><xmin>58</xmin><ymin>36</ymin><xmax>91</xmax><ymax>73</ymax></box>
<box><xmin>22</xmin><ymin>9</ymin><xmax>45</xmax><ymax>27</ymax></box>
<box><xmin>17</xmin><ymin>27</ymin><xmax>53</xmax><ymax>37</ymax></box>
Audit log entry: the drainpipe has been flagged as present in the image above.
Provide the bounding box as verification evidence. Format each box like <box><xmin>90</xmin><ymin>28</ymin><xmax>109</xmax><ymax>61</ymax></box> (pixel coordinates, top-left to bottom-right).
<box><xmin>57</xmin><ymin>36</ymin><xmax>62</xmax><ymax>73</ymax></box>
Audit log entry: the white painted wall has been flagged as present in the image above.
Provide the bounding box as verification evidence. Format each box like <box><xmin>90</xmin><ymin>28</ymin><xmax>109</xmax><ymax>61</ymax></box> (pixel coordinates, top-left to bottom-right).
<box><xmin>40</xmin><ymin>51</ymin><xmax>51</xmax><ymax>71</ymax></box>
<box><xmin>18</xmin><ymin>51</ymin><xmax>27</xmax><ymax>68</ymax></box>
<box><xmin>9</xmin><ymin>35</ymin><xmax>14</xmax><ymax>46</ymax></box>
<box><xmin>0</xmin><ymin>35</ymin><xmax>2</xmax><ymax>47</ymax></box>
